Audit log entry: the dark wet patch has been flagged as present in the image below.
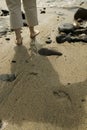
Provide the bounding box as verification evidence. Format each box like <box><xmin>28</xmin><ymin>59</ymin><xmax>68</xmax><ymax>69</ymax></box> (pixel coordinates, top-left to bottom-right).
<box><xmin>0</xmin><ymin>74</ymin><xmax>16</xmax><ymax>82</ymax></box>
<box><xmin>38</xmin><ymin>48</ymin><xmax>62</xmax><ymax>56</ymax></box>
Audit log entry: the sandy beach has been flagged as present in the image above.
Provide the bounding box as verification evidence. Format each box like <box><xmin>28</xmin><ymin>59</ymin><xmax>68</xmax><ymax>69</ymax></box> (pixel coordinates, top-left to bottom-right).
<box><xmin>0</xmin><ymin>0</ymin><xmax>87</xmax><ymax>130</ymax></box>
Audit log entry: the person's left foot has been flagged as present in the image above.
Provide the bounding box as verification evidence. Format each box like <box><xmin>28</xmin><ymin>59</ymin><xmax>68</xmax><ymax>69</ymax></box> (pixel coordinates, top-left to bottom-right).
<box><xmin>30</xmin><ymin>30</ymin><xmax>40</xmax><ymax>39</ymax></box>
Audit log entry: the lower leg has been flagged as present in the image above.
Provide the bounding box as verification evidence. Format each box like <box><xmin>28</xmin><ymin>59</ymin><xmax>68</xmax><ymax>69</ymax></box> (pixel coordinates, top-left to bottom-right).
<box><xmin>14</xmin><ymin>28</ymin><xmax>22</xmax><ymax>45</ymax></box>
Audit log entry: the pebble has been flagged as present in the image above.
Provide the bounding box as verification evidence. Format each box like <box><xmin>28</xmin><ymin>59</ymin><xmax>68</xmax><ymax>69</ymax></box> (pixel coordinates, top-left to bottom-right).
<box><xmin>58</xmin><ymin>23</ymin><xmax>75</xmax><ymax>34</ymax></box>
<box><xmin>46</xmin><ymin>39</ymin><xmax>52</xmax><ymax>44</ymax></box>
<box><xmin>40</xmin><ymin>10</ymin><xmax>46</xmax><ymax>14</ymax></box>
<box><xmin>0</xmin><ymin>74</ymin><xmax>16</xmax><ymax>82</ymax></box>
<box><xmin>5</xmin><ymin>38</ymin><xmax>10</xmax><ymax>41</ymax></box>
<box><xmin>56</xmin><ymin>34</ymin><xmax>66</xmax><ymax>43</ymax></box>
<box><xmin>12</xmin><ymin>60</ymin><xmax>16</xmax><ymax>63</ymax></box>
<box><xmin>0</xmin><ymin>9</ymin><xmax>9</xmax><ymax>16</ymax></box>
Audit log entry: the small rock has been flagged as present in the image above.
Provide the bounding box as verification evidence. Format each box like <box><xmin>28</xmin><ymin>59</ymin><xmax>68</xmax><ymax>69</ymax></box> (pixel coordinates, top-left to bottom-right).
<box><xmin>0</xmin><ymin>74</ymin><xmax>16</xmax><ymax>82</ymax></box>
<box><xmin>74</xmin><ymin>8</ymin><xmax>87</xmax><ymax>21</ymax></box>
<box><xmin>46</xmin><ymin>39</ymin><xmax>52</xmax><ymax>44</ymax></box>
<box><xmin>1</xmin><ymin>10</ymin><xmax>9</xmax><ymax>16</ymax></box>
<box><xmin>5</xmin><ymin>38</ymin><xmax>10</xmax><ymax>41</ymax></box>
<box><xmin>81</xmin><ymin>99</ymin><xmax>86</xmax><ymax>102</ymax></box>
<box><xmin>48</xmin><ymin>36</ymin><xmax>51</xmax><ymax>39</ymax></box>
<box><xmin>40</xmin><ymin>10</ymin><xmax>46</xmax><ymax>14</ymax></box>
<box><xmin>58</xmin><ymin>23</ymin><xmax>75</xmax><ymax>34</ymax></box>
<box><xmin>74</xmin><ymin>28</ymin><xmax>87</xmax><ymax>35</ymax></box>
<box><xmin>43</xmin><ymin>7</ymin><xmax>46</xmax><ymax>10</ymax></box>
<box><xmin>56</xmin><ymin>34</ymin><xmax>66</xmax><ymax>43</ymax></box>
<box><xmin>67</xmin><ymin>83</ymin><xmax>71</xmax><ymax>85</ymax></box>
<box><xmin>12</xmin><ymin>60</ymin><xmax>16</xmax><ymax>63</ymax></box>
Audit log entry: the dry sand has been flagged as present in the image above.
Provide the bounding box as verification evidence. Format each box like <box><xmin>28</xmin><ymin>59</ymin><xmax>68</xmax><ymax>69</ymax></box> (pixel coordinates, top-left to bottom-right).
<box><xmin>0</xmin><ymin>2</ymin><xmax>87</xmax><ymax>130</ymax></box>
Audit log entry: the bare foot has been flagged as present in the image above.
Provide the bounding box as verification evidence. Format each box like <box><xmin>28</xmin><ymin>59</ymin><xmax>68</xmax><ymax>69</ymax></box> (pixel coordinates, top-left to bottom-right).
<box><xmin>16</xmin><ymin>38</ymin><xmax>23</xmax><ymax>46</ymax></box>
<box><xmin>30</xmin><ymin>30</ymin><xmax>40</xmax><ymax>39</ymax></box>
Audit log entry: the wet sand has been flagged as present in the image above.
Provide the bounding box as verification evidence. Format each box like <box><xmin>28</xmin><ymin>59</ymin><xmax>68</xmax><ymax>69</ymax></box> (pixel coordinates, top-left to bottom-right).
<box><xmin>0</xmin><ymin>1</ymin><xmax>87</xmax><ymax>130</ymax></box>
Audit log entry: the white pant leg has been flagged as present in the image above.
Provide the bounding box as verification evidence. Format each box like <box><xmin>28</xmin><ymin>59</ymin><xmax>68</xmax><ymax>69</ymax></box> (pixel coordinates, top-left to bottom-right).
<box><xmin>23</xmin><ymin>0</ymin><xmax>38</xmax><ymax>27</ymax></box>
<box><xmin>6</xmin><ymin>0</ymin><xmax>23</xmax><ymax>29</ymax></box>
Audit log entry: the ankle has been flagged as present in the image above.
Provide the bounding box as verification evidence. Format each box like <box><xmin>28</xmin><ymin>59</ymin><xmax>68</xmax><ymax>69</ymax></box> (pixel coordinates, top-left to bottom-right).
<box><xmin>14</xmin><ymin>28</ymin><xmax>22</xmax><ymax>40</ymax></box>
<box><xmin>16</xmin><ymin>36</ymin><xmax>22</xmax><ymax>40</ymax></box>
<box><xmin>29</xmin><ymin>26</ymin><xmax>35</xmax><ymax>34</ymax></box>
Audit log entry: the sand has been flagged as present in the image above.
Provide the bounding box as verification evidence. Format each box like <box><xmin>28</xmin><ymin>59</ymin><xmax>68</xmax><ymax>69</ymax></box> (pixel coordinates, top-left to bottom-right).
<box><xmin>0</xmin><ymin>1</ymin><xmax>87</xmax><ymax>130</ymax></box>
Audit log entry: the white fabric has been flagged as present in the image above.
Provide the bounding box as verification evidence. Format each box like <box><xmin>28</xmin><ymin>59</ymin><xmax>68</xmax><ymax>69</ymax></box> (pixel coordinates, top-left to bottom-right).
<box><xmin>6</xmin><ymin>0</ymin><xmax>38</xmax><ymax>29</ymax></box>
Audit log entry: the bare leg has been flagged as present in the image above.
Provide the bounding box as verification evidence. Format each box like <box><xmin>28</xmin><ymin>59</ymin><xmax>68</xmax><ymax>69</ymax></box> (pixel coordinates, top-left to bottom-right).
<box><xmin>29</xmin><ymin>26</ymin><xmax>39</xmax><ymax>39</ymax></box>
<box><xmin>14</xmin><ymin>28</ymin><xmax>22</xmax><ymax>45</ymax></box>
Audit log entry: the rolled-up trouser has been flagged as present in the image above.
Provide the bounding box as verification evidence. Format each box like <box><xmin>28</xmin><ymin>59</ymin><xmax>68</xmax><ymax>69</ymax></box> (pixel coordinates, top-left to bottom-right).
<box><xmin>6</xmin><ymin>0</ymin><xmax>38</xmax><ymax>29</ymax></box>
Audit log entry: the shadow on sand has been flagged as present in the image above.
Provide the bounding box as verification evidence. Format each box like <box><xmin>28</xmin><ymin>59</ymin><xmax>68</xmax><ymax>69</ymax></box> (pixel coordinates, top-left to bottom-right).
<box><xmin>0</xmin><ymin>39</ymin><xmax>87</xmax><ymax>129</ymax></box>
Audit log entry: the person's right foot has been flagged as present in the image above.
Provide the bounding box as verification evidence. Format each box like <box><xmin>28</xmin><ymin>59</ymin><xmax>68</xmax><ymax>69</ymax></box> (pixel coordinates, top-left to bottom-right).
<box><xmin>30</xmin><ymin>30</ymin><xmax>40</xmax><ymax>39</ymax></box>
